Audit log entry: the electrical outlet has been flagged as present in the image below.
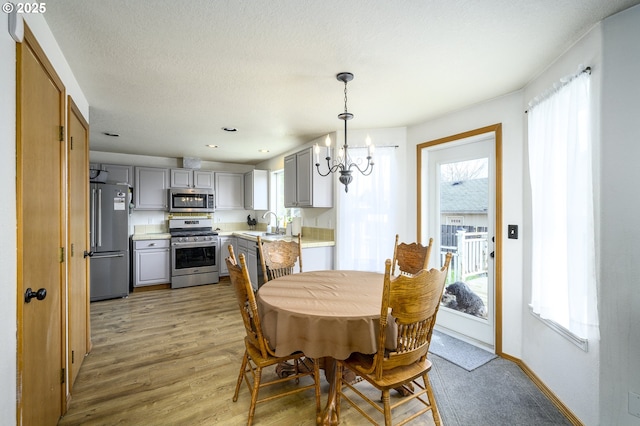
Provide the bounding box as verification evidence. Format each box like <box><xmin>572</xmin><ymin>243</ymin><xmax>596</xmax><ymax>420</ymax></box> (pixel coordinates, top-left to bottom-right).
<box><xmin>629</xmin><ymin>391</ymin><xmax>640</xmax><ymax>418</ymax></box>
<box><xmin>508</xmin><ymin>224</ymin><xmax>518</xmax><ymax>239</ymax></box>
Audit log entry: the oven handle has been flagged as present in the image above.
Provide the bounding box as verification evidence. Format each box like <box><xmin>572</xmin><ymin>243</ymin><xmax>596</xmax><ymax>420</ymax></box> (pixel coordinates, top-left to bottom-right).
<box><xmin>171</xmin><ymin>240</ymin><xmax>218</xmax><ymax>248</ymax></box>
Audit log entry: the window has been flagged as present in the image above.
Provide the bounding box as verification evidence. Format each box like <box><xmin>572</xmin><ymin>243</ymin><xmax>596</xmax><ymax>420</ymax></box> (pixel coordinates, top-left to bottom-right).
<box><xmin>273</xmin><ymin>170</ymin><xmax>285</xmax><ymax>222</ymax></box>
<box><xmin>527</xmin><ymin>69</ymin><xmax>599</xmax><ymax>342</ymax></box>
<box><xmin>271</xmin><ymin>170</ymin><xmax>297</xmax><ymax>228</ymax></box>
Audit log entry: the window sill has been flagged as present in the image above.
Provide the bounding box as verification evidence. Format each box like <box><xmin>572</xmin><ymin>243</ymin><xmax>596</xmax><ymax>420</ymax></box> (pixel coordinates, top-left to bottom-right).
<box><xmin>528</xmin><ymin>305</ymin><xmax>589</xmax><ymax>352</ymax></box>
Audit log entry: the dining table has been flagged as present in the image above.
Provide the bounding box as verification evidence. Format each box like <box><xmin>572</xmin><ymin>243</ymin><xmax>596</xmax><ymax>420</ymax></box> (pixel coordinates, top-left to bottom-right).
<box><xmin>256</xmin><ymin>269</ymin><xmax>387</xmax><ymax>426</ymax></box>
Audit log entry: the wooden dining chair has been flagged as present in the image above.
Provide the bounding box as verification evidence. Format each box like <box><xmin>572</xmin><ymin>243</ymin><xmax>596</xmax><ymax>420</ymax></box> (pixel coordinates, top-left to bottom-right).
<box><xmin>257</xmin><ymin>233</ymin><xmax>302</xmax><ymax>283</ymax></box>
<box><xmin>336</xmin><ymin>253</ymin><xmax>452</xmax><ymax>426</ymax></box>
<box><xmin>226</xmin><ymin>245</ymin><xmax>321</xmax><ymax>426</ymax></box>
<box><xmin>391</xmin><ymin>234</ymin><xmax>434</xmax><ymax>276</ymax></box>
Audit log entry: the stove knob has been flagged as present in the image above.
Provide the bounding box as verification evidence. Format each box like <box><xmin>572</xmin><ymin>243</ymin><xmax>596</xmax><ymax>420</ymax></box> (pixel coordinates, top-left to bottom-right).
<box><xmin>204</xmin><ymin>236</ymin><xmax>211</xmax><ymax>241</ymax></box>
<box><xmin>194</xmin><ymin>237</ymin><xmax>199</xmax><ymax>242</ymax></box>
<box><xmin>179</xmin><ymin>237</ymin><xmax>185</xmax><ymax>243</ymax></box>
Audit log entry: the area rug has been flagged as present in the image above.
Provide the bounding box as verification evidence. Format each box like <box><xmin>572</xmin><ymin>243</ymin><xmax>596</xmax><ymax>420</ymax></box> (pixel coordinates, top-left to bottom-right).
<box><xmin>428</xmin><ymin>330</ymin><xmax>497</xmax><ymax>371</ymax></box>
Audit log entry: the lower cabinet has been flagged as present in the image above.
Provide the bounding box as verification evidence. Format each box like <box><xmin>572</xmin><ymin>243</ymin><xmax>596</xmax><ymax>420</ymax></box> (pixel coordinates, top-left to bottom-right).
<box><xmin>302</xmin><ymin>246</ymin><xmax>335</xmax><ymax>271</ymax></box>
<box><xmin>237</xmin><ymin>237</ymin><xmax>260</xmax><ymax>290</ymax></box>
<box><xmin>133</xmin><ymin>239</ymin><xmax>171</xmax><ymax>287</ymax></box>
<box><xmin>219</xmin><ymin>236</ymin><xmax>237</xmax><ymax>276</ymax></box>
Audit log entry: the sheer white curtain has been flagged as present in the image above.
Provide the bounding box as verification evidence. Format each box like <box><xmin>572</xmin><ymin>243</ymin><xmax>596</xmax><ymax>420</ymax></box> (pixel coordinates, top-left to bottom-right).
<box><xmin>527</xmin><ymin>70</ymin><xmax>599</xmax><ymax>339</ymax></box>
<box><xmin>337</xmin><ymin>147</ymin><xmax>397</xmax><ymax>272</ymax></box>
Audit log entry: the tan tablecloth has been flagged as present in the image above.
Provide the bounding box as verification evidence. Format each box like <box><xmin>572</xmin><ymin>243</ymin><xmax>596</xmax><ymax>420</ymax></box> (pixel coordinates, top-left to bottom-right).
<box><xmin>257</xmin><ymin>270</ymin><xmax>384</xmax><ymax>359</ymax></box>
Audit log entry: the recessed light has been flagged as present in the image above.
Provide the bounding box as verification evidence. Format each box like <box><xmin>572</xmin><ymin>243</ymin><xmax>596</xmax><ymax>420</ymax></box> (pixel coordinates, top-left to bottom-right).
<box><xmin>206</xmin><ymin>144</ymin><xmax>219</xmax><ymax>148</ymax></box>
<box><xmin>259</xmin><ymin>149</ymin><xmax>270</xmax><ymax>153</ymax></box>
<box><xmin>222</xmin><ymin>127</ymin><xmax>238</xmax><ymax>132</ymax></box>
<box><xmin>103</xmin><ymin>132</ymin><xmax>120</xmax><ymax>137</ymax></box>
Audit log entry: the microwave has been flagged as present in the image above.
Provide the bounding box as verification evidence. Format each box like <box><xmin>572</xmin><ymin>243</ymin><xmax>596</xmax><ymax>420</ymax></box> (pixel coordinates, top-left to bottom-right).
<box><xmin>168</xmin><ymin>188</ymin><xmax>215</xmax><ymax>213</ymax></box>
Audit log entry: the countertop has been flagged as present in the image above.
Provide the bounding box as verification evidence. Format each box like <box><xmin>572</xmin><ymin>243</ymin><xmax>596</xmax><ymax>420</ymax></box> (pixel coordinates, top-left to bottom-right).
<box><xmin>131</xmin><ymin>230</ymin><xmax>334</xmax><ymax>248</ymax></box>
<box><xmin>220</xmin><ymin>231</ymin><xmax>335</xmax><ymax>248</ymax></box>
<box><xmin>131</xmin><ymin>232</ymin><xmax>172</xmax><ymax>241</ymax></box>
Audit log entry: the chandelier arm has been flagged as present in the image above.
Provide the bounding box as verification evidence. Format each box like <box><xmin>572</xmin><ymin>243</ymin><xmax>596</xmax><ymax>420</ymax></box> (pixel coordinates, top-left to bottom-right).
<box><xmin>347</xmin><ymin>157</ymin><xmax>374</xmax><ymax>176</ymax></box>
<box><xmin>315</xmin><ymin>159</ymin><xmax>343</xmax><ymax>177</ymax></box>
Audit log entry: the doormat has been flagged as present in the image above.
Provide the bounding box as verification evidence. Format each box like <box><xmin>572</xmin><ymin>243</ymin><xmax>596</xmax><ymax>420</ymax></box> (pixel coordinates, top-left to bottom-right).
<box><xmin>428</xmin><ymin>330</ymin><xmax>497</xmax><ymax>371</ymax></box>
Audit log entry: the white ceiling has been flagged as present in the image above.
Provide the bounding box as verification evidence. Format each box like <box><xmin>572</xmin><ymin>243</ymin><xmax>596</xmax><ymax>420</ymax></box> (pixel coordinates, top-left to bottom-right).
<box><xmin>43</xmin><ymin>0</ymin><xmax>639</xmax><ymax>165</ymax></box>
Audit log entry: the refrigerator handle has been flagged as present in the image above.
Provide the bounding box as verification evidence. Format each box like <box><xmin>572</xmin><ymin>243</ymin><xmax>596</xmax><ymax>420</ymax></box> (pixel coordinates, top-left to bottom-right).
<box><xmin>97</xmin><ymin>188</ymin><xmax>102</xmax><ymax>248</ymax></box>
<box><xmin>90</xmin><ymin>187</ymin><xmax>96</xmax><ymax>248</ymax></box>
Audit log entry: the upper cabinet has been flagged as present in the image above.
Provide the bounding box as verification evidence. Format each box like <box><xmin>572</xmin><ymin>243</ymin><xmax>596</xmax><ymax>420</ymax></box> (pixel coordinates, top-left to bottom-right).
<box><xmin>215</xmin><ymin>172</ymin><xmax>244</xmax><ymax>210</ymax></box>
<box><xmin>284</xmin><ymin>147</ymin><xmax>333</xmax><ymax>208</ymax></box>
<box><xmin>102</xmin><ymin>163</ymin><xmax>134</xmax><ymax>186</ymax></box>
<box><xmin>244</xmin><ymin>170</ymin><xmax>268</xmax><ymax>211</ymax></box>
<box><xmin>170</xmin><ymin>169</ymin><xmax>214</xmax><ymax>189</ymax></box>
<box><xmin>134</xmin><ymin>166</ymin><xmax>170</xmax><ymax>210</ymax></box>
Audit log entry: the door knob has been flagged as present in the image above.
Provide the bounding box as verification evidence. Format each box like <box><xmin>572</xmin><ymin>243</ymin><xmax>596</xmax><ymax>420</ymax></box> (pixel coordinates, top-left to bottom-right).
<box><xmin>24</xmin><ymin>287</ymin><xmax>47</xmax><ymax>303</ymax></box>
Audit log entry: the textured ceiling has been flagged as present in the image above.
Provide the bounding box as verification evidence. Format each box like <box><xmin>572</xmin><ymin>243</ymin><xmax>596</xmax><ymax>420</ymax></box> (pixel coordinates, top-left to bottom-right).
<box><xmin>43</xmin><ymin>0</ymin><xmax>640</xmax><ymax>165</ymax></box>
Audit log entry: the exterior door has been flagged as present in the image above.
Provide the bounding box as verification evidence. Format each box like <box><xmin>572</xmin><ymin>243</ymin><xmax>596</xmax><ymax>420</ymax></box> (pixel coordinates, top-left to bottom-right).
<box><xmin>67</xmin><ymin>97</ymin><xmax>90</xmax><ymax>387</ymax></box>
<box><xmin>17</xmin><ymin>26</ymin><xmax>66</xmax><ymax>425</ymax></box>
<box><xmin>419</xmin><ymin>126</ymin><xmax>501</xmax><ymax>351</ymax></box>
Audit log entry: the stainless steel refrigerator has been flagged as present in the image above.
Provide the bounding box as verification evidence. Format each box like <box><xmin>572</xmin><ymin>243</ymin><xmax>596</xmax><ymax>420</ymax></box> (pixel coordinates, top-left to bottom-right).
<box><xmin>89</xmin><ymin>182</ymin><xmax>130</xmax><ymax>301</ymax></box>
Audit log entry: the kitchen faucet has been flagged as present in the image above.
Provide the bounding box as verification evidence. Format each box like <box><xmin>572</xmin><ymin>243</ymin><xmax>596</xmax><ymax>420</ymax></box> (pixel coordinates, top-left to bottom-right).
<box><xmin>262</xmin><ymin>211</ymin><xmax>280</xmax><ymax>234</ymax></box>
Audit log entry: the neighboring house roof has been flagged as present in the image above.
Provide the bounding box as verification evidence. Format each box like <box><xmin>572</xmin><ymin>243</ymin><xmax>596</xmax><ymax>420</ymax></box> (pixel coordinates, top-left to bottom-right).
<box><xmin>440</xmin><ymin>178</ymin><xmax>488</xmax><ymax>213</ymax></box>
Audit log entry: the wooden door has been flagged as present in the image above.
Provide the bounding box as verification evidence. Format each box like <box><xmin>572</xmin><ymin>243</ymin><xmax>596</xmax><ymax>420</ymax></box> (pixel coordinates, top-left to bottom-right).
<box><xmin>67</xmin><ymin>97</ymin><xmax>90</xmax><ymax>388</ymax></box>
<box><xmin>17</xmin><ymin>25</ymin><xmax>66</xmax><ymax>425</ymax></box>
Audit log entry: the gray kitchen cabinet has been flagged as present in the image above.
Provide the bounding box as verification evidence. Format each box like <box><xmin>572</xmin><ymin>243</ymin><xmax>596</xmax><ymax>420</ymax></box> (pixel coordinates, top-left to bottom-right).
<box><xmin>219</xmin><ymin>236</ymin><xmax>237</xmax><ymax>276</ymax></box>
<box><xmin>170</xmin><ymin>169</ymin><xmax>214</xmax><ymax>189</ymax></box>
<box><xmin>236</xmin><ymin>236</ymin><xmax>259</xmax><ymax>290</ymax></box>
<box><xmin>103</xmin><ymin>163</ymin><xmax>134</xmax><ymax>186</ymax></box>
<box><xmin>244</xmin><ymin>169</ymin><xmax>268</xmax><ymax>210</ymax></box>
<box><xmin>133</xmin><ymin>239</ymin><xmax>171</xmax><ymax>287</ymax></box>
<box><xmin>284</xmin><ymin>147</ymin><xmax>333</xmax><ymax>208</ymax></box>
<box><xmin>134</xmin><ymin>166</ymin><xmax>170</xmax><ymax>210</ymax></box>
<box><xmin>215</xmin><ymin>172</ymin><xmax>244</xmax><ymax>210</ymax></box>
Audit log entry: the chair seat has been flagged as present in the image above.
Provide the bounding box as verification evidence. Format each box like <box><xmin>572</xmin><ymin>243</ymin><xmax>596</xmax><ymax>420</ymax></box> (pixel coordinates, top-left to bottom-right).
<box><xmin>244</xmin><ymin>337</ymin><xmax>305</xmax><ymax>367</ymax></box>
<box><xmin>343</xmin><ymin>354</ymin><xmax>433</xmax><ymax>391</ymax></box>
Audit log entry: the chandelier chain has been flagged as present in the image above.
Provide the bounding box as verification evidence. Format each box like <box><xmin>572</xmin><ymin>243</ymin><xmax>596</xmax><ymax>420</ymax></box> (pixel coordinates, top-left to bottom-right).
<box><xmin>344</xmin><ymin>82</ymin><xmax>348</xmax><ymax>114</ymax></box>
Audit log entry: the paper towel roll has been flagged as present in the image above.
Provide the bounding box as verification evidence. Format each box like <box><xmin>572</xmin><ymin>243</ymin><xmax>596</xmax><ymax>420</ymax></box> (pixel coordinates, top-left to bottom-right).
<box><xmin>291</xmin><ymin>217</ymin><xmax>302</xmax><ymax>236</ymax></box>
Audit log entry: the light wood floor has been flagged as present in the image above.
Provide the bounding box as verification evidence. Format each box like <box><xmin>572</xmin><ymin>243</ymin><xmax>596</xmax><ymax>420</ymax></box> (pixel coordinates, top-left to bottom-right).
<box><xmin>59</xmin><ymin>279</ymin><xmax>436</xmax><ymax>426</ymax></box>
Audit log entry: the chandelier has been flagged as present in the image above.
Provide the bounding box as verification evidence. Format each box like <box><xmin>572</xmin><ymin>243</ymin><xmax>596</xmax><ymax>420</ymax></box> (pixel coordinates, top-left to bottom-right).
<box><xmin>314</xmin><ymin>72</ymin><xmax>374</xmax><ymax>193</ymax></box>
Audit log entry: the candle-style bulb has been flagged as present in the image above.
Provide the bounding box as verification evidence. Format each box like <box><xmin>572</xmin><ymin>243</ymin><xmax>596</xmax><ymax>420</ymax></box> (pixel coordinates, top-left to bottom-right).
<box><xmin>325</xmin><ymin>135</ymin><xmax>331</xmax><ymax>147</ymax></box>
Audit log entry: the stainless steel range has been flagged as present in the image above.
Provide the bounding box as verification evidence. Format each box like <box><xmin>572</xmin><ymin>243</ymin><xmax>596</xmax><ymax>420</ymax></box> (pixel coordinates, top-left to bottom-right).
<box><xmin>169</xmin><ymin>217</ymin><xmax>219</xmax><ymax>288</ymax></box>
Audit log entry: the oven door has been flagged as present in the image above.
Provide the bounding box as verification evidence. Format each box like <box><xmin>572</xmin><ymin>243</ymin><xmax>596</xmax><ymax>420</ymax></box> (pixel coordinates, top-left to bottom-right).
<box><xmin>171</xmin><ymin>240</ymin><xmax>218</xmax><ymax>276</ymax></box>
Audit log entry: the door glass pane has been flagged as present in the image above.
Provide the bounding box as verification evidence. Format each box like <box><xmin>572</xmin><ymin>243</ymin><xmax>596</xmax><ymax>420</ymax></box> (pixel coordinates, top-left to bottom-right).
<box><xmin>439</xmin><ymin>158</ymin><xmax>490</xmax><ymax>320</ymax></box>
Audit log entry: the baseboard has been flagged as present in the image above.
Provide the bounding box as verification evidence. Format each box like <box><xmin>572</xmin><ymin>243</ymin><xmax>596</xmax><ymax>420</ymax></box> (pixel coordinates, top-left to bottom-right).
<box><xmin>500</xmin><ymin>353</ymin><xmax>584</xmax><ymax>426</ymax></box>
<box><xmin>131</xmin><ymin>283</ymin><xmax>170</xmax><ymax>292</ymax></box>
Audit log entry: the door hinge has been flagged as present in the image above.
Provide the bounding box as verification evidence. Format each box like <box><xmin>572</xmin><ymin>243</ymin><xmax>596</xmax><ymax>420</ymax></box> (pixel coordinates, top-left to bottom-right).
<box><xmin>71</xmin><ymin>243</ymin><xmax>75</xmax><ymax>257</ymax></box>
<box><xmin>59</xmin><ymin>247</ymin><xmax>65</xmax><ymax>263</ymax></box>
<box><xmin>61</xmin><ymin>368</ymin><xmax>65</xmax><ymax>384</ymax></box>
<box><xmin>70</xmin><ymin>135</ymin><xmax>74</xmax><ymax>150</ymax></box>
<box><xmin>72</xmin><ymin>350</ymin><xmax>75</xmax><ymax>364</ymax></box>
<box><xmin>59</xmin><ymin>125</ymin><xmax>64</xmax><ymax>142</ymax></box>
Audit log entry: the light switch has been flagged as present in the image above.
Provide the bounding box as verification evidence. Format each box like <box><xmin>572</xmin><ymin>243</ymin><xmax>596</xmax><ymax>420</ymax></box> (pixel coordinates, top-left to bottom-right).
<box><xmin>508</xmin><ymin>224</ymin><xmax>518</xmax><ymax>239</ymax></box>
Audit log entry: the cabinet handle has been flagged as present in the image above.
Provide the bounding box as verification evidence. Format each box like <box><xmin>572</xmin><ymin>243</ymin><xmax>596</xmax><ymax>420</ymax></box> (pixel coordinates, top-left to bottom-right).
<box><xmin>148</xmin><ymin>243</ymin><xmax>156</xmax><ymax>247</ymax></box>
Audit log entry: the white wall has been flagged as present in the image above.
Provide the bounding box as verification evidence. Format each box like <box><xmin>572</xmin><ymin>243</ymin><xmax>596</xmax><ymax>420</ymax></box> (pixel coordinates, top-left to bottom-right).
<box><xmin>521</xmin><ymin>22</ymin><xmax>603</xmax><ymax>425</ymax></box>
<box><xmin>1</xmin><ymin>14</ymin><xmax>18</xmax><ymax>423</ymax></box>
<box><xmin>600</xmin><ymin>5</ymin><xmax>640</xmax><ymax>425</ymax></box>
<box><xmin>407</xmin><ymin>92</ymin><xmax>524</xmax><ymax>357</ymax></box>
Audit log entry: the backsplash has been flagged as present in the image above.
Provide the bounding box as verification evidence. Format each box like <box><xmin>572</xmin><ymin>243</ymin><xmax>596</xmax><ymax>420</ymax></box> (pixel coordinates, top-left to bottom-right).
<box><xmin>132</xmin><ymin>221</ymin><xmax>334</xmax><ymax>241</ymax></box>
<box><xmin>133</xmin><ymin>223</ymin><xmax>168</xmax><ymax>235</ymax></box>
